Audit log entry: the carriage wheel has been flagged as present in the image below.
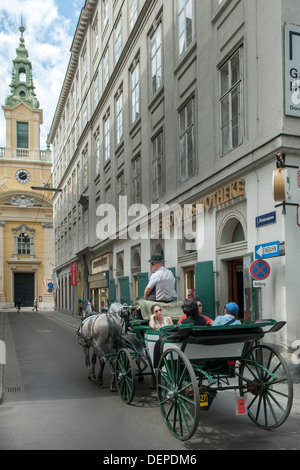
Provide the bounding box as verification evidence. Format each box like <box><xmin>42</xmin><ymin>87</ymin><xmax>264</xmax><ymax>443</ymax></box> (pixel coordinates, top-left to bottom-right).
<box><xmin>239</xmin><ymin>344</ymin><xmax>293</xmax><ymax>429</ymax></box>
<box><xmin>157</xmin><ymin>348</ymin><xmax>200</xmax><ymax>441</ymax></box>
<box><xmin>115</xmin><ymin>348</ymin><xmax>136</xmax><ymax>404</ymax></box>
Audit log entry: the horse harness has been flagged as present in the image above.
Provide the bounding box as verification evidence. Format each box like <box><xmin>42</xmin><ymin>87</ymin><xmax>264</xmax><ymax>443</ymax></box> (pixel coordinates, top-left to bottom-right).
<box><xmin>78</xmin><ymin>312</ymin><xmax>124</xmax><ymax>351</ymax></box>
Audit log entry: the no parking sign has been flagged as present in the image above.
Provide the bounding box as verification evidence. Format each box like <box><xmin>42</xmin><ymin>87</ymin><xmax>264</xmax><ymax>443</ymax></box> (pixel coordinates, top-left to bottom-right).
<box><xmin>250</xmin><ymin>259</ymin><xmax>271</xmax><ymax>281</ymax></box>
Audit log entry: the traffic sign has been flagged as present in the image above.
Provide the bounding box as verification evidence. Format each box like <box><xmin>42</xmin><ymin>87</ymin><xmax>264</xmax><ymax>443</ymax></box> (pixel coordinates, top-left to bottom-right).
<box><xmin>255</xmin><ymin>241</ymin><xmax>280</xmax><ymax>259</ymax></box>
<box><xmin>250</xmin><ymin>260</ymin><xmax>271</xmax><ymax>281</ymax></box>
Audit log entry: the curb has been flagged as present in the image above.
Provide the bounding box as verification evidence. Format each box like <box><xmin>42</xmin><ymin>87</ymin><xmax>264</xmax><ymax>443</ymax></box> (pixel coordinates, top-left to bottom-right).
<box><xmin>38</xmin><ymin>310</ymin><xmax>81</xmax><ymax>330</ymax></box>
<box><xmin>0</xmin><ymin>313</ymin><xmax>4</xmax><ymax>404</ymax></box>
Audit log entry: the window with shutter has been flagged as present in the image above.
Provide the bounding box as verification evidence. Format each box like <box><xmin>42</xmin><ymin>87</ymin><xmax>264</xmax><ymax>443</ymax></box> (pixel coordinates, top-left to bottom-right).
<box><xmin>120</xmin><ymin>276</ymin><xmax>130</xmax><ymax>304</ymax></box>
<box><xmin>195</xmin><ymin>261</ymin><xmax>215</xmax><ymax>319</ymax></box>
<box><xmin>17</xmin><ymin>122</ymin><xmax>29</xmax><ymax>148</ymax></box>
<box><xmin>137</xmin><ymin>272</ymin><xmax>149</xmax><ymax>299</ymax></box>
<box><xmin>109</xmin><ymin>279</ymin><xmax>116</xmax><ymax>304</ymax></box>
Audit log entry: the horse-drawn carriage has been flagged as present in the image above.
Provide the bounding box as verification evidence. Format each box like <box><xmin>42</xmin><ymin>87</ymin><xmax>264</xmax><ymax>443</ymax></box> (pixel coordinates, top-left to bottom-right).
<box><xmin>78</xmin><ymin>299</ymin><xmax>293</xmax><ymax>441</ymax></box>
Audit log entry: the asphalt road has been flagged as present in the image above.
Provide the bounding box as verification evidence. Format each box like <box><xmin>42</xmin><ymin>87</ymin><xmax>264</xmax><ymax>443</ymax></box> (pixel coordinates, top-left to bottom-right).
<box><xmin>0</xmin><ymin>310</ymin><xmax>300</xmax><ymax>453</ymax></box>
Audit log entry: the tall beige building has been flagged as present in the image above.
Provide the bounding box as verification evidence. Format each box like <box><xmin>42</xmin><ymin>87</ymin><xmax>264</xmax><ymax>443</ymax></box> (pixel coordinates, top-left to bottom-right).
<box><xmin>49</xmin><ymin>0</ymin><xmax>300</xmax><ymax>352</ymax></box>
<box><xmin>0</xmin><ymin>22</ymin><xmax>54</xmax><ymax>309</ymax></box>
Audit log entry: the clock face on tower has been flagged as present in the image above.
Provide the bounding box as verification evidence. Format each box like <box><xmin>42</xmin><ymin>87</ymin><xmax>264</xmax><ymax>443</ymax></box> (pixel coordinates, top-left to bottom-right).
<box><xmin>15</xmin><ymin>169</ymin><xmax>31</xmax><ymax>184</ymax></box>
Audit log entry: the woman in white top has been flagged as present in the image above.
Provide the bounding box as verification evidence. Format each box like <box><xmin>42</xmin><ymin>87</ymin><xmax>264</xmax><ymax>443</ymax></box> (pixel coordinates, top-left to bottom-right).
<box><xmin>149</xmin><ymin>304</ymin><xmax>173</xmax><ymax>330</ymax></box>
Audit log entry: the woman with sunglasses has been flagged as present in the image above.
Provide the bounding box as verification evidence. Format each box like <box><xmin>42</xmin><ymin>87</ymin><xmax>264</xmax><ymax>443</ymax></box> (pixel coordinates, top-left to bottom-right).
<box><xmin>149</xmin><ymin>304</ymin><xmax>173</xmax><ymax>330</ymax></box>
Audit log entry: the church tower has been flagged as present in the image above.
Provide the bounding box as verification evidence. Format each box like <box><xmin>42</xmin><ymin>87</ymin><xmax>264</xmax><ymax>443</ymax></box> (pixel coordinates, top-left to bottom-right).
<box><xmin>0</xmin><ymin>20</ymin><xmax>54</xmax><ymax>309</ymax></box>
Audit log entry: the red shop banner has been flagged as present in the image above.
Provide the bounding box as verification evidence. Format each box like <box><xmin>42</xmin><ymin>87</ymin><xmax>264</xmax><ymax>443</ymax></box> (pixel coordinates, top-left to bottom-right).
<box><xmin>71</xmin><ymin>264</ymin><xmax>77</xmax><ymax>286</ymax></box>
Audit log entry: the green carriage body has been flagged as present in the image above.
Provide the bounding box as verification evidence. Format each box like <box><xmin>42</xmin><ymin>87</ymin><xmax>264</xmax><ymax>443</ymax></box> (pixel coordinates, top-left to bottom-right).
<box><xmin>115</xmin><ymin>301</ymin><xmax>293</xmax><ymax>441</ymax></box>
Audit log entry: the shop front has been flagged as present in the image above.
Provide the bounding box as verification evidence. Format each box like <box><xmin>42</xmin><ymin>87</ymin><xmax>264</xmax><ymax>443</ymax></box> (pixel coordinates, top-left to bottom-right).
<box><xmin>89</xmin><ymin>253</ymin><xmax>112</xmax><ymax>311</ymax></box>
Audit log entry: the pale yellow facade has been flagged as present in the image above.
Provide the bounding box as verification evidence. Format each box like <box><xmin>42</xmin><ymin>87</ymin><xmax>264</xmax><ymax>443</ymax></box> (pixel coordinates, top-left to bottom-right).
<box><xmin>0</xmin><ymin>79</ymin><xmax>54</xmax><ymax>308</ymax></box>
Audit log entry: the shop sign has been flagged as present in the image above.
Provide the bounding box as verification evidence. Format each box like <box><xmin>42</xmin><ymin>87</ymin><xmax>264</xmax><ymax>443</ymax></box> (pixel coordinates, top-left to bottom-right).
<box><xmin>91</xmin><ymin>254</ymin><xmax>110</xmax><ymax>274</ymax></box>
<box><xmin>285</xmin><ymin>23</ymin><xmax>300</xmax><ymax>117</ymax></box>
<box><xmin>71</xmin><ymin>264</ymin><xmax>77</xmax><ymax>286</ymax></box>
<box><xmin>152</xmin><ymin>179</ymin><xmax>246</xmax><ymax>236</ymax></box>
<box><xmin>272</xmin><ymin>168</ymin><xmax>290</xmax><ymax>202</ymax></box>
<box><xmin>195</xmin><ymin>179</ymin><xmax>245</xmax><ymax>211</ymax></box>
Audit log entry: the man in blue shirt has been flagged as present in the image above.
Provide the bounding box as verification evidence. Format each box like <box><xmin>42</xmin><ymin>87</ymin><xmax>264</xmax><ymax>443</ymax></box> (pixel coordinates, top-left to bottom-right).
<box><xmin>144</xmin><ymin>253</ymin><xmax>176</xmax><ymax>303</ymax></box>
<box><xmin>212</xmin><ymin>302</ymin><xmax>241</xmax><ymax>326</ymax></box>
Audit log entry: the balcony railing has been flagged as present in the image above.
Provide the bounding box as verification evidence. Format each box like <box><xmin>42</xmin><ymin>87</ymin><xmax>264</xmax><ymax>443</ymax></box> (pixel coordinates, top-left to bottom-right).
<box><xmin>0</xmin><ymin>148</ymin><xmax>49</xmax><ymax>159</ymax></box>
<box><xmin>16</xmin><ymin>149</ymin><xmax>29</xmax><ymax>158</ymax></box>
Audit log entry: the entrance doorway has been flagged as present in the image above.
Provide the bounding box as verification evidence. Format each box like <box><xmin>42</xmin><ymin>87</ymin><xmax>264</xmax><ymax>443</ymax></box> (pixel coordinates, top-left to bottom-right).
<box><xmin>14</xmin><ymin>273</ymin><xmax>34</xmax><ymax>307</ymax></box>
<box><xmin>92</xmin><ymin>287</ymin><xmax>108</xmax><ymax>311</ymax></box>
<box><xmin>227</xmin><ymin>260</ymin><xmax>244</xmax><ymax>321</ymax></box>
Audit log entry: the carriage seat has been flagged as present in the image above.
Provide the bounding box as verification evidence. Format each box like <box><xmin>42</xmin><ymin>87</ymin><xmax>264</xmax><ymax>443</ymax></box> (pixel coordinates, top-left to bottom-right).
<box><xmin>135</xmin><ymin>299</ymin><xmax>183</xmax><ymax>321</ymax></box>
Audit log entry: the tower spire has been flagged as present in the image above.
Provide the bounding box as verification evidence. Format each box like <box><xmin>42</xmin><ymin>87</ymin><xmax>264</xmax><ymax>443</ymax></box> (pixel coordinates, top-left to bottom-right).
<box><xmin>5</xmin><ymin>18</ymin><xmax>39</xmax><ymax>109</ymax></box>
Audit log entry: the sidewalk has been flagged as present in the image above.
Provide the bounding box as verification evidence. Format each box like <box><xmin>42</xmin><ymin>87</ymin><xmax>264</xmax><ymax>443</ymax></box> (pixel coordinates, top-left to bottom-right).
<box><xmin>38</xmin><ymin>308</ymin><xmax>81</xmax><ymax>330</ymax></box>
<box><xmin>1</xmin><ymin>309</ymin><xmax>300</xmax><ymax>416</ymax></box>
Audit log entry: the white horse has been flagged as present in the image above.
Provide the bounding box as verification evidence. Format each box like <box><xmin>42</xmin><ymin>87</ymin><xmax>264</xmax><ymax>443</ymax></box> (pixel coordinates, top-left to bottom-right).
<box><xmin>78</xmin><ymin>300</ymin><xmax>124</xmax><ymax>391</ymax></box>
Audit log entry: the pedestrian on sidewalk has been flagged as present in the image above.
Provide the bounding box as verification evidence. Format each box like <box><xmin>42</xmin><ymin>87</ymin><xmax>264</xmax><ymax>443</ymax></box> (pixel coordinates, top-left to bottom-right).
<box><xmin>32</xmin><ymin>297</ymin><xmax>38</xmax><ymax>312</ymax></box>
<box><xmin>16</xmin><ymin>298</ymin><xmax>22</xmax><ymax>313</ymax></box>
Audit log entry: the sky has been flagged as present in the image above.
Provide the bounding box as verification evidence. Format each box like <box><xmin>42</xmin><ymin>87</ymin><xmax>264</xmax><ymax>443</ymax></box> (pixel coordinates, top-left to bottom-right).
<box><xmin>0</xmin><ymin>0</ymin><xmax>84</xmax><ymax>149</ymax></box>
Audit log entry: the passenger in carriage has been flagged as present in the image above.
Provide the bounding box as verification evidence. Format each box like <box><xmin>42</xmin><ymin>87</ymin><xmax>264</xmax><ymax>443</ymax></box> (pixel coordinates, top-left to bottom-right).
<box><xmin>177</xmin><ymin>298</ymin><xmax>213</xmax><ymax>326</ymax></box>
<box><xmin>144</xmin><ymin>253</ymin><xmax>176</xmax><ymax>303</ymax></box>
<box><xmin>212</xmin><ymin>302</ymin><xmax>241</xmax><ymax>326</ymax></box>
<box><xmin>149</xmin><ymin>304</ymin><xmax>173</xmax><ymax>330</ymax></box>
<box><xmin>180</xmin><ymin>298</ymin><xmax>207</xmax><ymax>327</ymax></box>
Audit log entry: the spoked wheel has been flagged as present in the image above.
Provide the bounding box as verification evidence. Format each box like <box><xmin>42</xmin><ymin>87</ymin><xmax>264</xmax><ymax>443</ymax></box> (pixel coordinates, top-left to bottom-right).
<box><xmin>115</xmin><ymin>348</ymin><xmax>136</xmax><ymax>404</ymax></box>
<box><xmin>157</xmin><ymin>348</ymin><xmax>200</xmax><ymax>441</ymax></box>
<box><xmin>239</xmin><ymin>344</ymin><xmax>293</xmax><ymax>429</ymax></box>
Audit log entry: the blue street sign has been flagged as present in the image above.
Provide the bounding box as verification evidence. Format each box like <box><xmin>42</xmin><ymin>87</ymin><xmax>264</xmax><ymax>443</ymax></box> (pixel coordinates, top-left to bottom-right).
<box><xmin>256</xmin><ymin>212</ymin><xmax>276</xmax><ymax>228</ymax></box>
<box><xmin>255</xmin><ymin>241</ymin><xmax>280</xmax><ymax>259</ymax></box>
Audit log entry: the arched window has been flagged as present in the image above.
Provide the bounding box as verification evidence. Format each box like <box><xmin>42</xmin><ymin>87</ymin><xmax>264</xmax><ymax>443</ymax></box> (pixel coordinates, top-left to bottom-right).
<box><xmin>220</xmin><ymin>217</ymin><xmax>245</xmax><ymax>246</ymax></box>
<box><xmin>18</xmin><ymin>232</ymin><xmax>30</xmax><ymax>254</ymax></box>
<box><xmin>151</xmin><ymin>243</ymin><xmax>164</xmax><ymax>259</ymax></box>
<box><xmin>19</xmin><ymin>68</ymin><xmax>26</xmax><ymax>82</ymax></box>
<box><xmin>116</xmin><ymin>252</ymin><xmax>124</xmax><ymax>277</ymax></box>
<box><xmin>232</xmin><ymin>221</ymin><xmax>245</xmax><ymax>243</ymax></box>
<box><xmin>131</xmin><ymin>248</ymin><xmax>141</xmax><ymax>270</ymax></box>
<box><xmin>13</xmin><ymin>225</ymin><xmax>34</xmax><ymax>255</ymax></box>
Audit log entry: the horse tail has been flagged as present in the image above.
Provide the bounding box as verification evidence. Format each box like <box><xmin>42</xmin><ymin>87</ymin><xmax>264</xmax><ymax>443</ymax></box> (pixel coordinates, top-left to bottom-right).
<box><xmin>106</xmin><ymin>314</ymin><xmax>124</xmax><ymax>351</ymax></box>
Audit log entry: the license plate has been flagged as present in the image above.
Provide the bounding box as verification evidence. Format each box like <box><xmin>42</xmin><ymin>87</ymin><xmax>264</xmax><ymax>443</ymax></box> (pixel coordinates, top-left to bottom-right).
<box><xmin>200</xmin><ymin>392</ymin><xmax>209</xmax><ymax>407</ymax></box>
